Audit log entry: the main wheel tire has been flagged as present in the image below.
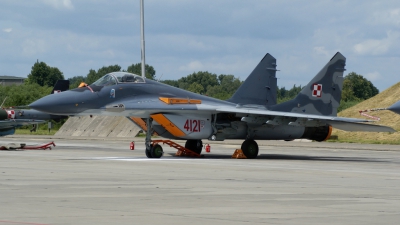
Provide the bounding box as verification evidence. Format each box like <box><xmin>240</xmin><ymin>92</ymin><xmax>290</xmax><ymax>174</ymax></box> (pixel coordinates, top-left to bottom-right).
<box><xmin>185</xmin><ymin>140</ymin><xmax>203</xmax><ymax>154</ymax></box>
<box><xmin>241</xmin><ymin>139</ymin><xmax>259</xmax><ymax>159</ymax></box>
<box><xmin>145</xmin><ymin>148</ymin><xmax>153</xmax><ymax>158</ymax></box>
<box><xmin>150</xmin><ymin>144</ymin><xmax>163</xmax><ymax>158</ymax></box>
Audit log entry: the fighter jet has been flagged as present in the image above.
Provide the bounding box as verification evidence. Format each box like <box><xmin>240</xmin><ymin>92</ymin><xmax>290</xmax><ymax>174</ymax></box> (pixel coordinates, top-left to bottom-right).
<box><xmin>0</xmin><ymin>79</ymin><xmax>70</xmax><ymax>136</ymax></box>
<box><xmin>388</xmin><ymin>101</ymin><xmax>400</xmax><ymax>115</ymax></box>
<box><xmin>0</xmin><ymin>108</ymin><xmax>67</xmax><ymax>136</ymax></box>
<box><xmin>29</xmin><ymin>52</ymin><xmax>395</xmax><ymax>158</ymax></box>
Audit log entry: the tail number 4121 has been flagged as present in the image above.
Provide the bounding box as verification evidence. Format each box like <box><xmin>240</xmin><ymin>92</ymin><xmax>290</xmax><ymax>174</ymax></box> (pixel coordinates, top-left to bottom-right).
<box><xmin>183</xmin><ymin>119</ymin><xmax>204</xmax><ymax>132</ymax></box>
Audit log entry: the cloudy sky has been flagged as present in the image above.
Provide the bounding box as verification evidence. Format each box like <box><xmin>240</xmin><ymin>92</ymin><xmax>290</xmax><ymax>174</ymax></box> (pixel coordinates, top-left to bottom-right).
<box><xmin>1</xmin><ymin>0</ymin><xmax>400</xmax><ymax>92</ymax></box>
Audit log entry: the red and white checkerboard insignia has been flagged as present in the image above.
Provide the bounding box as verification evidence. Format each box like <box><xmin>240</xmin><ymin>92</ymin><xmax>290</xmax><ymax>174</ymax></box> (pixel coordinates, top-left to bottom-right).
<box><xmin>6</xmin><ymin>110</ymin><xmax>15</xmax><ymax>119</ymax></box>
<box><xmin>312</xmin><ymin>84</ymin><xmax>322</xmax><ymax>97</ymax></box>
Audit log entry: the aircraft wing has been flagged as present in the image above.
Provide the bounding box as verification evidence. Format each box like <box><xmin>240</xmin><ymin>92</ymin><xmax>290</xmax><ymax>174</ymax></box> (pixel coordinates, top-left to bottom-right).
<box><xmin>0</xmin><ymin>119</ymin><xmax>45</xmax><ymax>129</ymax></box>
<box><xmin>215</xmin><ymin>106</ymin><xmax>395</xmax><ymax>132</ymax></box>
<box><xmin>109</xmin><ymin>97</ymin><xmax>395</xmax><ymax>133</ymax></box>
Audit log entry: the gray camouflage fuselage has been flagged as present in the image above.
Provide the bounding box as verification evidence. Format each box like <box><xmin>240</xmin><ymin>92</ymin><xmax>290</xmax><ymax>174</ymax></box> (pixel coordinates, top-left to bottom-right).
<box><xmin>30</xmin><ymin>52</ymin><xmax>394</xmax><ymax>143</ymax></box>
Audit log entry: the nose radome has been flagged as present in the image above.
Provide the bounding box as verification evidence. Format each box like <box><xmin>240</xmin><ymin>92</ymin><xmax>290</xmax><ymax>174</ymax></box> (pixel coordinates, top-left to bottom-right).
<box><xmin>29</xmin><ymin>95</ymin><xmax>59</xmax><ymax>114</ymax></box>
<box><xmin>30</xmin><ymin>90</ymin><xmax>100</xmax><ymax>116</ymax></box>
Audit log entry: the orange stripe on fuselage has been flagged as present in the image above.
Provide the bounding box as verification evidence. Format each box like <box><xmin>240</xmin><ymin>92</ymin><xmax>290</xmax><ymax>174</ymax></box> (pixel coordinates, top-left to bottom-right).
<box><xmin>130</xmin><ymin>117</ymin><xmax>148</xmax><ymax>131</ymax></box>
<box><xmin>150</xmin><ymin>114</ymin><xmax>185</xmax><ymax>137</ymax></box>
<box><xmin>159</xmin><ymin>97</ymin><xmax>201</xmax><ymax>105</ymax></box>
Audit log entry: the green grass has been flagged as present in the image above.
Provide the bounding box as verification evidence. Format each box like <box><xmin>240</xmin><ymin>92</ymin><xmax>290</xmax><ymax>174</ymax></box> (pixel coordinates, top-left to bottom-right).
<box><xmin>326</xmin><ymin>138</ymin><xmax>400</xmax><ymax>145</ymax></box>
<box><xmin>15</xmin><ymin>129</ymin><xmax>58</xmax><ymax>135</ymax></box>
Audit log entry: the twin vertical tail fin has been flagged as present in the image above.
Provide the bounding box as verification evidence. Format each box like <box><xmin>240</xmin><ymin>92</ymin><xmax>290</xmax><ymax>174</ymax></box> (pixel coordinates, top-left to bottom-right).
<box><xmin>270</xmin><ymin>52</ymin><xmax>346</xmax><ymax>116</ymax></box>
<box><xmin>227</xmin><ymin>53</ymin><xmax>278</xmax><ymax>106</ymax></box>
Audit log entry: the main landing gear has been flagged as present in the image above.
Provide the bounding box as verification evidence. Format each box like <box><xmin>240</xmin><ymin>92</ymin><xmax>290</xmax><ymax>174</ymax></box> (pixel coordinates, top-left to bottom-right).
<box><xmin>184</xmin><ymin>140</ymin><xmax>203</xmax><ymax>154</ymax></box>
<box><xmin>240</xmin><ymin>139</ymin><xmax>259</xmax><ymax>159</ymax></box>
<box><xmin>144</xmin><ymin>138</ymin><xmax>259</xmax><ymax>158</ymax></box>
<box><xmin>143</xmin><ymin>116</ymin><xmax>257</xmax><ymax>158</ymax></box>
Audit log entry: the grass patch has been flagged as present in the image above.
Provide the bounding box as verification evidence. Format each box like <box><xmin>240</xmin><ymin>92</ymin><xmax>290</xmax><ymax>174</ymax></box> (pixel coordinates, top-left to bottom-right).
<box><xmin>327</xmin><ymin>138</ymin><xmax>400</xmax><ymax>145</ymax></box>
<box><xmin>15</xmin><ymin>129</ymin><xmax>58</xmax><ymax>135</ymax></box>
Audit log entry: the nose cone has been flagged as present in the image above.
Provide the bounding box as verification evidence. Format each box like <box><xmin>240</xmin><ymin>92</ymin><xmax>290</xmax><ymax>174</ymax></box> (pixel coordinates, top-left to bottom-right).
<box><xmin>30</xmin><ymin>90</ymin><xmax>99</xmax><ymax>115</ymax></box>
<box><xmin>388</xmin><ymin>100</ymin><xmax>400</xmax><ymax>115</ymax></box>
<box><xmin>30</xmin><ymin>93</ymin><xmax>69</xmax><ymax>115</ymax></box>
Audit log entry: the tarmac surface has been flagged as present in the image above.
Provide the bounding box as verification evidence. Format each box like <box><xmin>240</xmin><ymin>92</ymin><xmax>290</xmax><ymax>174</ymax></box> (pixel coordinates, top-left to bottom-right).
<box><xmin>0</xmin><ymin>135</ymin><xmax>400</xmax><ymax>225</ymax></box>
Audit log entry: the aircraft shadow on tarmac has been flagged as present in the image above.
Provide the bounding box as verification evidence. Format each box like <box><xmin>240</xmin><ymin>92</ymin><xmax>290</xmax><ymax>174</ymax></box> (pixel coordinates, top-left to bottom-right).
<box><xmin>258</xmin><ymin>154</ymin><xmax>389</xmax><ymax>163</ymax></box>
<box><xmin>166</xmin><ymin>153</ymin><xmax>390</xmax><ymax>163</ymax></box>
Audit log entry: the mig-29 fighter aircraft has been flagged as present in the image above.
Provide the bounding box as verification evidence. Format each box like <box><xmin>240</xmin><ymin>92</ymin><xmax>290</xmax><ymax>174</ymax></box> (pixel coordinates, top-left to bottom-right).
<box><xmin>388</xmin><ymin>101</ymin><xmax>400</xmax><ymax>115</ymax></box>
<box><xmin>0</xmin><ymin>108</ymin><xmax>65</xmax><ymax>136</ymax></box>
<box><xmin>29</xmin><ymin>52</ymin><xmax>395</xmax><ymax>158</ymax></box>
<box><xmin>0</xmin><ymin>80</ymin><xmax>69</xmax><ymax>136</ymax></box>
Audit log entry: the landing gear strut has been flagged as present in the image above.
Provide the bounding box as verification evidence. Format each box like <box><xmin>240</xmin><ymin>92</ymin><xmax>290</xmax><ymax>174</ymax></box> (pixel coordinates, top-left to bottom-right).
<box><xmin>185</xmin><ymin>140</ymin><xmax>203</xmax><ymax>154</ymax></box>
<box><xmin>145</xmin><ymin>117</ymin><xmax>163</xmax><ymax>158</ymax></box>
<box><xmin>241</xmin><ymin>139</ymin><xmax>259</xmax><ymax>159</ymax></box>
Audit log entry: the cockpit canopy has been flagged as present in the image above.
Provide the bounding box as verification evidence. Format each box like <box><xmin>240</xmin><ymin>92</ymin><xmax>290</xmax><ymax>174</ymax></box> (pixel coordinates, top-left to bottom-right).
<box><xmin>91</xmin><ymin>72</ymin><xmax>145</xmax><ymax>86</ymax></box>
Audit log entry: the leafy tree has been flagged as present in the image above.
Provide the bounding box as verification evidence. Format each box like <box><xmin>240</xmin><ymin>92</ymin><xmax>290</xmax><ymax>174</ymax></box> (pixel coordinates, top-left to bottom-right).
<box><xmin>26</xmin><ymin>61</ymin><xmax>64</xmax><ymax>87</ymax></box>
<box><xmin>161</xmin><ymin>80</ymin><xmax>179</xmax><ymax>88</ymax></box>
<box><xmin>179</xmin><ymin>71</ymin><xmax>219</xmax><ymax>93</ymax></box>
<box><xmin>85</xmin><ymin>65</ymin><xmax>121</xmax><ymax>85</ymax></box>
<box><xmin>127</xmin><ymin>63</ymin><xmax>156</xmax><ymax>80</ymax></box>
<box><xmin>187</xmin><ymin>82</ymin><xmax>204</xmax><ymax>94</ymax></box>
<box><xmin>161</xmin><ymin>72</ymin><xmax>241</xmax><ymax>100</ymax></box>
<box><xmin>277</xmin><ymin>85</ymin><xmax>302</xmax><ymax>103</ymax></box>
<box><xmin>341</xmin><ymin>72</ymin><xmax>379</xmax><ymax>101</ymax></box>
<box><xmin>336</xmin><ymin>72</ymin><xmax>379</xmax><ymax>112</ymax></box>
<box><xmin>85</xmin><ymin>69</ymin><xmax>98</xmax><ymax>85</ymax></box>
<box><xmin>0</xmin><ymin>83</ymin><xmax>52</xmax><ymax>107</ymax></box>
<box><xmin>206</xmin><ymin>86</ymin><xmax>231</xmax><ymax>99</ymax></box>
<box><xmin>68</xmin><ymin>76</ymin><xmax>86</xmax><ymax>89</ymax></box>
<box><xmin>217</xmin><ymin>75</ymin><xmax>242</xmax><ymax>94</ymax></box>
<box><xmin>341</xmin><ymin>79</ymin><xmax>356</xmax><ymax>102</ymax></box>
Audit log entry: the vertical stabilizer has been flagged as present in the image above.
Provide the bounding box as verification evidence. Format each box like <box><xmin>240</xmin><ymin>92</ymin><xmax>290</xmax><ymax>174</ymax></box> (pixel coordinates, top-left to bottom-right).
<box><xmin>227</xmin><ymin>53</ymin><xmax>277</xmax><ymax>106</ymax></box>
<box><xmin>270</xmin><ymin>52</ymin><xmax>346</xmax><ymax>116</ymax></box>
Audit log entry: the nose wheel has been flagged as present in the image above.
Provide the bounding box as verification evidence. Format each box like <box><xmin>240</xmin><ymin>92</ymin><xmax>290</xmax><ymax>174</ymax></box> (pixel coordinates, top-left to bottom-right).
<box><xmin>150</xmin><ymin>144</ymin><xmax>163</xmax><ymax>158</ymax></box>
<box><xmin>144</xmin><ymin>117</ymin><xmax>164</xmax><ymax>158</ymax></box>
<box><xmin>145</xmin><ymin>144</ymin><xmax>164</xmax><ymax>158</ymax></box>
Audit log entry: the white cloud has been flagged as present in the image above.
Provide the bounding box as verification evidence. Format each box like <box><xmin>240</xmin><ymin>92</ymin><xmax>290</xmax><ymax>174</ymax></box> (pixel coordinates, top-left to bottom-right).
<box><xmin>372</xmin><ymin>8</ymin><xmax>400</xmax><ymax>26</ymax></box>
<box><xmin>21</xmin><ymin>39</ymin><xmax>47</xmax><ymax>56</ymax></box>
<box><xmin>3</xmin><ymin>28</ymin><xmax>12</xmax><ymax>33</ymax></box>
<box><xmin>178</xmin><ymin>60</ymin><xmax>204</xmax><ymax>72</ymax></box>
<box><xmin>365</xmin><ymin>71</ymin><xmax>382</xmax><ymax>82</ymax></box>
<box><xmin>313</xmin><ymin>46</ymin><xmax>329</xmax><ymax>57</ymax></box>
<box><xmin>353</xmin><ymin>31</ymin><xmax>400</xmax><ymax>55</ymax></box>
<box><xmin>41</xmin><ymin>0</ymin><xmax>74</xmax><ymax>10</ymax></box>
